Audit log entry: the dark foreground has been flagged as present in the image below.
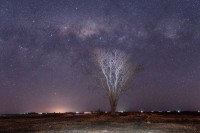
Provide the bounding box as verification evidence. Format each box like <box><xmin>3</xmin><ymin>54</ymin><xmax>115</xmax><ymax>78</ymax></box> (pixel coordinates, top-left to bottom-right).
<box><xmin>0</xmin><ymin>112</ymin><xmax>200</xmax><ymax>133</ymax></box>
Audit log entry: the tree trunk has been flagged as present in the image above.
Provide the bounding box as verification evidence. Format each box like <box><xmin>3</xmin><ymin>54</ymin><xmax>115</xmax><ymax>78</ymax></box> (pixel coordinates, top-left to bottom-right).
<box><xmin>109</xmin><ymin>99</ymin><xmax>117</xmax><ymax>115</ymax></box>
<box><xmin>111</xmin><ymin>103</ymin><xmax>117</xmax><ymax>115</ymax></box>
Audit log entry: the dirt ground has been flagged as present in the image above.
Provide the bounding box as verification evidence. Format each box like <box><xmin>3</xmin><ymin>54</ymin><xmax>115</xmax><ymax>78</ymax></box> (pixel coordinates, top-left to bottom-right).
<box><xmin>0</xmin><ymin>112</ymin><xmax>200</xmax><ymax>133</ymax></box>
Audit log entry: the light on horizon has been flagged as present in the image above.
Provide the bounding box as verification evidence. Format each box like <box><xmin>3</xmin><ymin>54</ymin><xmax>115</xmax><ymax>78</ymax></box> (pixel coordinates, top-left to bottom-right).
<box><xmin>49</xmin><ymin>107</ymin><xmax>68</xmax><ymax>113</ymax></box>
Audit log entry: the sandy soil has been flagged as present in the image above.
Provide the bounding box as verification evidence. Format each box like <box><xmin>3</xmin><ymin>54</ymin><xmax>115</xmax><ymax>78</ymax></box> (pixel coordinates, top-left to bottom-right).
<box><xmin>0</xmin><ymin>113</ymin><xmax>200</xmax><ymax>133</ymax></box>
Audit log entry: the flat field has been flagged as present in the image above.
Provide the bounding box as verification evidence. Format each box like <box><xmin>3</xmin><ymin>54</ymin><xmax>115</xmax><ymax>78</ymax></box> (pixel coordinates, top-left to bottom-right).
<box><xmin>0</xmin><ymin>112</ymin><xmax>200</xmax><ymax>133</ymax></box>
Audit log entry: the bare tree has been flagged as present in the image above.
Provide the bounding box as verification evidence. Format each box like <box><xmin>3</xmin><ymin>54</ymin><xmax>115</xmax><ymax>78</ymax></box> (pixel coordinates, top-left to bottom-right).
<box><xmin>92</xmin><ymin>48</ymin><xmax>139</xmax><ymax>114</ymax></box>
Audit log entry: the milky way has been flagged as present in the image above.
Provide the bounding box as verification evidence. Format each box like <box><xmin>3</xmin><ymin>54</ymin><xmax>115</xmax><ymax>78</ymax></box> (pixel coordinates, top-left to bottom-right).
<box><xmin>0</xmin><ymin>0</ymin><xmax>200</xmax><ymax>113</ymax></box>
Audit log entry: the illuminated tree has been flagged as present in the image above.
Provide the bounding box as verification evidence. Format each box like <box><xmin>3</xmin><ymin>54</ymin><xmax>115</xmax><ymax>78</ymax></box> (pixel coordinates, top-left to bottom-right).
<box><xmin>92</xmin><ymin>48</ymin><xmax>139</xmax><ymax>114</ymax></box>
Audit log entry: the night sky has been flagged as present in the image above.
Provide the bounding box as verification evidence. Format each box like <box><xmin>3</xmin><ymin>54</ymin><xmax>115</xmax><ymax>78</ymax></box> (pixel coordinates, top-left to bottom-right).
<box><xmin>1</xmin><ymin>0</ymin><xmax>200</xmax><ymax>114</ymax></box>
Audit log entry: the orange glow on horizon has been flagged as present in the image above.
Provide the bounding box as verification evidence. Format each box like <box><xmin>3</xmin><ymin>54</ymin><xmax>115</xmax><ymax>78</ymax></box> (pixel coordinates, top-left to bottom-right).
<box><xmin>48</xmin><ymin>107</ymin><xmax>69</xmax><ymax>113</ymax></box>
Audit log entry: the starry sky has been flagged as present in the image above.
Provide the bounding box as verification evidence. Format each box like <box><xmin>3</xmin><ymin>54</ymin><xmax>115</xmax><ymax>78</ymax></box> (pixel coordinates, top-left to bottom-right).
<box><xmin>0</xmin><ymin>0</ymin><xmax>200</xmax><ymax>114</ymax></box>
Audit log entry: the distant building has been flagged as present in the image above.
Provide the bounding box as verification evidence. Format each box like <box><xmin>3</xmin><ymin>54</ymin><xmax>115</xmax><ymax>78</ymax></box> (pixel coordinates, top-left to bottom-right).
<box><xmin>84</xmin><ymin>112</ymin><xmax>92</xmax><ymax>114</ymax></box>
